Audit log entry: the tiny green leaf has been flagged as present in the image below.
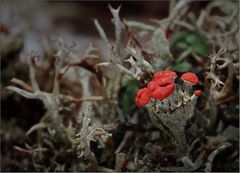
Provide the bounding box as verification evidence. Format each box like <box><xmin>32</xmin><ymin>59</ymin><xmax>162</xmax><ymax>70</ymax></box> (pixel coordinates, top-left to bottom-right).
<box><xmin>176</xmin><ymin>41</ymin><xmax>190</xmax><ymax>49</ymax></box>
<box><xmin>120</xmin><ymin>81</ymin><xmax>139</xmax><ymax>114</ymax></box>
<box><xmin>170</xmin><ymin>31</ymin><xmax>209</xmax><ymax>57</ymax></box>
<box><xmin>169</xmin><ymin>62</ymin><xmax>192</xmax><ymax>73</ymax></box>
<box><xmin>121</xmin><ymin>75</ymin><xmax>133</xmax><ymax>88</ymax></box>
<box><xmin>170</xmin><ymin>31</ymin><xmax>188</xmax><ymax>50</ymax></box>
<box><xmin>185</xmin><ymin>32</ymin><xmax>209</xmax><ymax>56</ymax></box>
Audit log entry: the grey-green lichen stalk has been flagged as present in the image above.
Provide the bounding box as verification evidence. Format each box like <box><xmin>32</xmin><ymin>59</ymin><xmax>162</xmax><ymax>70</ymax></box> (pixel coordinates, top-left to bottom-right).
<box><xmin>147</xmin><ymin>85</ymin><xmax>198</xmax><ymax>156</ymax></box>
<box><xmin>135</xmin><ymin>71</ymin><xmax>201</xmax><ymax>156</ymax></box>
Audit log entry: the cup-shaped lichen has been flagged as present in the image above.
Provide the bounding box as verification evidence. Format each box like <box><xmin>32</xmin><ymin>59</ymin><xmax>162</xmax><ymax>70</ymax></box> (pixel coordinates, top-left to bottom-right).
<box><xmin>147</xmin><ymin>85</ymin><xmax>198</xmax><ymax>156</ymax></box>
<box><xmin>136</xmin><ymin>71</ymin><xmax>201</xmax><ymax>156</ymax></box>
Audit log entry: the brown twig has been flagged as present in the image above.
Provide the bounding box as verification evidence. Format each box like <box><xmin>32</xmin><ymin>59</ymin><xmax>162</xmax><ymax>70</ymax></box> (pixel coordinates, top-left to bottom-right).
<box><xmin>13</xmin><ymin>146</ymin><xmax>48</xmax><ymax>155</ymax></box>
<box><xmin>201</xmin><ymin>95</ymin><xmax>238</xmax><ymax>113</ymax></box>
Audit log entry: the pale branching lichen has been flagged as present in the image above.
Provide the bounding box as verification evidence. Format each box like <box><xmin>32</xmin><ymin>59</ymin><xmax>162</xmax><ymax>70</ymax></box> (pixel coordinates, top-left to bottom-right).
<box><xmin>76</xmin><ymin>104</ymin><xmax>112</xmax><ymax>171</ymax></box>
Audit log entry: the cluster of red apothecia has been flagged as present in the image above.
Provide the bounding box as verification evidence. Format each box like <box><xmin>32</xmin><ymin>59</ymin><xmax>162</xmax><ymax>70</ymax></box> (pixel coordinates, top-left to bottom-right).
<box><xmin>135</xmin><ymin>70</ymin><xmax>202</xmax><ymax>107</ymax></box>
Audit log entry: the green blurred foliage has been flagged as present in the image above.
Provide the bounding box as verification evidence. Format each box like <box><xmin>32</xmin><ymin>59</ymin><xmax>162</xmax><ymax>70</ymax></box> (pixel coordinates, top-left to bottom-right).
<box><xmin>120</xmin><ymin>75</ymin><xmax>140</xmax><ymax>115</ymax></box>
<box><xmin>169</xmin><ymin>31</ymin><xmax>209</xmax><ymax>73</ymax></box>
<box><xmin>169</xmin><ymin>62</ymin><xmax>193</xmax><ymax>73</ymax></box>
<box><xmin>170</xmin><ymin>31</ymin><xmax>209</xmax><ymax>56</ymax></box>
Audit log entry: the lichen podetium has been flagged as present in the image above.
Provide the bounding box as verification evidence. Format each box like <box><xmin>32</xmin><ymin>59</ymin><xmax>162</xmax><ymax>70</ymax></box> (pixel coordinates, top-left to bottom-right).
<box><xmin>136</xmin><ymin>71</ymin><xmax>201</xmax><ymax>156</ymax></box>
<box><xmin>147</xmin><ymin>86</ymin><xmax>197</xmax><ymax>156</ymax></box>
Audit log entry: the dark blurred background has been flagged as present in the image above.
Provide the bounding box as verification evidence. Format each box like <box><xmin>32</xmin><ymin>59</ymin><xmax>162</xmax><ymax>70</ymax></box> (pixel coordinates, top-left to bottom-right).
<box><xmin>1</xmin><ymin>1</ymin><xmax>214</xmax><ymax>171</ymax></box>
<box><xmin>2</xmin><ymin>1</ymin><xmax>170</xmax><ymax>35</ymax></box>
<box><xmin>1</xmin><ymin>1</ymin><xmax>172</xmax><ymax>170</ymax></box>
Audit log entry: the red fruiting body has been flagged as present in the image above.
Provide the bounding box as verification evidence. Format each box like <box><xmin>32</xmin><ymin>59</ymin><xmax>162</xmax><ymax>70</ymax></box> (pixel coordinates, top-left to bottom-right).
<box><xmin>157</xmin><ymin>77</ymin><xmax>174</xmax><ymax>86</ymax></box>
<box><xmin>180</xmin><ymin>72</ymin><xmax>199</xmax><ymax>85</ymax></box>
<box><xmin>151</xmin><ymin>84</ymin><xmax>175</xmax><ymax>100</ymax></box>
<box><xmin>147</xmin><ymin>80</ymin><xmax>158</xmax><ymax>93</ymax></box>
<box><xmin>135</xmin><ymin>70</ymin><xmax>201</xmax><ymax>106</ymax></box>
<box><xmin>135</xmin><ymin>88</ymin><xmax>150</xmax><ymax>107</ymax></box>
<box><xmin>154</xmin><ymin>70</ymin><xmax>177</xmax><ymax>80</ymax></box>
<box><xmin>194</xmin><ymin>90</ymin><xmax>202</xmax><ymax>96</ymax></box>
<box><xmin>0</xmin><ymin>24</ymin><xmax>10</xmax><ymax>35</ymax></box>
<box><xmin>147</xmin><ymin>78</ymin><xmax>175</xmax><ymax>100</ymax></box>
<box><xmin>165</xmin><ymin>28</ymin><xmax>172</xmax><ymax>40</ymax></box>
